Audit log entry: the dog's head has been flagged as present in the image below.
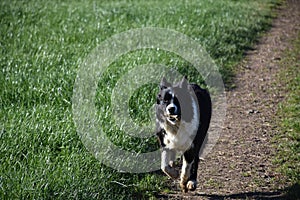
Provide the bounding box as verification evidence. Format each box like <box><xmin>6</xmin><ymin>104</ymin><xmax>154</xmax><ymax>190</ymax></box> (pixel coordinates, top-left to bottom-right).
<box><xmin>156</xmin><ymin>77</ymin><xmax>195</xmax><ymax>126</ymax></box>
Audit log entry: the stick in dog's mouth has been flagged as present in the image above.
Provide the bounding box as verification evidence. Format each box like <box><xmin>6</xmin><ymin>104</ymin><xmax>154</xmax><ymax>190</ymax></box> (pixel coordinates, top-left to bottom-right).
<box><xmin>167</xmin><ymin>115</ymin><xmax>179</xmax><ymax>124</ymax></box>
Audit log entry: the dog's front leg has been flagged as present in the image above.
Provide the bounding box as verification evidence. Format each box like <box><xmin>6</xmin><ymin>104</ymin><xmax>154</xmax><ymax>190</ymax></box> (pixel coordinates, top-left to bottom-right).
<box><xmin>161</xmin><ymin>148</ymin><xmax>178</xmax><ymax>179</ymax></box>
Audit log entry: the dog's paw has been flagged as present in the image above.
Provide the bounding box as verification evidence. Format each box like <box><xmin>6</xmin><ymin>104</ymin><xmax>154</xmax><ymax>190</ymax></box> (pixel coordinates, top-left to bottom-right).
<box><xmin>186</xmin><ymin>180</ymin><xmax>197</xmax><ymax>191</ymax></box>
<box><xmin>179</xmin><ymin>180</ymin><xmax>197</xmax><ymax>192</ymax></box>
<box><xmin>169</xmin><ymin>160</ymin><xmax>175</xmax><ymax>168</ymax></box>
<box><xmin>180</xmin><ymin>181</ymin><xmax>188</xmax><ymax>193</ymax></box>
<box><xmin>162</xmin><ymin>166</ymin><xmax>179</xmax><ymax>179</ymax></box>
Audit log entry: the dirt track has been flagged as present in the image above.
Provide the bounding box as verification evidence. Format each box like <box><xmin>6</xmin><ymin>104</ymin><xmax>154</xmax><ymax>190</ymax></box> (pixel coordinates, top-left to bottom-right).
<box><xmin>159</xmin><ymin>1</ymin><xmax>300</xmax><ymax>199</ymax></box>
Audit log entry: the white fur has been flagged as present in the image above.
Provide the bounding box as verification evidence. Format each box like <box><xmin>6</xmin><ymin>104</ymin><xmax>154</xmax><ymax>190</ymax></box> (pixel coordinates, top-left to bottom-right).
<box><xmin>181</xmin><ymin>158</ymin><xmax>193</xmax><ymax>183</ymax></box>
<box><xmin>187</xmin><ymin>180</ymin><xmax>197</xmax><ymax>190</ymax></box>
<box><xmin>163</xmin><ymin>98</ymin><xmax>199</xmax><ymax>152</ymax></box>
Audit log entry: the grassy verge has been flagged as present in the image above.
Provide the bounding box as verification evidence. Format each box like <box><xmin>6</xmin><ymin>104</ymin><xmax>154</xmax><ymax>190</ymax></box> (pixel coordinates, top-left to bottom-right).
<box><xmin>0</xmin><ymin>0</ymin><xmax>281</xmax><ymax>199</ymax></box>
<box><xmin>276</xmin><ymin>33</ymin><xmax>300</xmax><ymax>199</ymax></box>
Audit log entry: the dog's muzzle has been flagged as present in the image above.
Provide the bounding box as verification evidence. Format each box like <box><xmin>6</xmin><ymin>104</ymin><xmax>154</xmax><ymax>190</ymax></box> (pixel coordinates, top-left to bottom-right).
<box><xmin>166</xmin><ymin>103</ymin><xmax>179</xmax><ymax>124</ymax></box>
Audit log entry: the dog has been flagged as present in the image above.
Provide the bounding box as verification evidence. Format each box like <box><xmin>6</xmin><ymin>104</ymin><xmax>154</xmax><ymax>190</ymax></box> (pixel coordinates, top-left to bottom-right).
<box><xmin>156</xmin><ymin>77</ymin><xmax>212</xmax><ymax>192</ymax></box>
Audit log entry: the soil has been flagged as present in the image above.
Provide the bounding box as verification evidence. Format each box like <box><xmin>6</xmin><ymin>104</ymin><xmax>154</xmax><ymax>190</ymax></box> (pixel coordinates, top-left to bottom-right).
<box><xmin>158</xmin><ymin>1</ymin><xmax>300</xmax><ymax>199</ymax></box>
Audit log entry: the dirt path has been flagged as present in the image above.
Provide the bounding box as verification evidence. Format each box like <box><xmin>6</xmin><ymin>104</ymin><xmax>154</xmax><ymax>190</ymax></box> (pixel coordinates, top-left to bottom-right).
<box><xmin>159</xmin><ymin>1</ymin><xmax>300</xmax><ymax>199</ymax></box>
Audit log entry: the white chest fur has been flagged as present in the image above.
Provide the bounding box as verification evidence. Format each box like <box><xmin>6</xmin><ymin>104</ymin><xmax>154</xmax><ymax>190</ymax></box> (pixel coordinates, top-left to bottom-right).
<box><xmin>163</xmin><ymin>99</ymin><xmax>199</xmax><ymax>152</ymax></box>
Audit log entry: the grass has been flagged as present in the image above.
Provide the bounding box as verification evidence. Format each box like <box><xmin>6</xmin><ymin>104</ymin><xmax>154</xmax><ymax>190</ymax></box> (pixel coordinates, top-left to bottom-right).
<box><xmin>0</xmin><ymin>0</ymin><xmax>281</xmax><ymax>199</ymax></box>
<box><xmin>275</xmin><ymin>33</ymin><xmax>300</xmax><ymax>199</ymax></box>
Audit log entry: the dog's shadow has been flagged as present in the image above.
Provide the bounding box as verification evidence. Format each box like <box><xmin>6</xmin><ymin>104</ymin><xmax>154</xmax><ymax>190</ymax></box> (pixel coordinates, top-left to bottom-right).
<box><xmin>195</xmin><ymin>191</ymin><xmax>285</xmax><ymax>200</ymax></box>
<box><xmin>157</xmin><ymin>183</ymin><xmax>300</xmax><ymax>200</ymax></box>
<box><xmin>197</xmin><ymin>183</ymin><xmax>299</xmax><ymax>200</ymax></box>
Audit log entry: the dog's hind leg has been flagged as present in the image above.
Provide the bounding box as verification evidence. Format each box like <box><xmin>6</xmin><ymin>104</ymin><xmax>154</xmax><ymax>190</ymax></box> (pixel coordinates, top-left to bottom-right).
<box><xmin>186</xmin><ymin>156</ymin><xmax>199</xmax><ymax>191</ymax></box>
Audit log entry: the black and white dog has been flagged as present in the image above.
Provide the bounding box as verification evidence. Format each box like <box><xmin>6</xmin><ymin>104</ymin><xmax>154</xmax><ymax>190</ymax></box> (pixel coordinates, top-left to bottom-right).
<box><xmin>156</xmin><ymin>77</ymin><xmax>212</xmax><ymax>192</ymax></box>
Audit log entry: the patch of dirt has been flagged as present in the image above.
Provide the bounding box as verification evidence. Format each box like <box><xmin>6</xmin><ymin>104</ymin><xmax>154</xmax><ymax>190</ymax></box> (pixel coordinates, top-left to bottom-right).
<box><xmin>158</xmin><ymin>1</ymin><xmax>300</xmax><ymax>199</ymax></box>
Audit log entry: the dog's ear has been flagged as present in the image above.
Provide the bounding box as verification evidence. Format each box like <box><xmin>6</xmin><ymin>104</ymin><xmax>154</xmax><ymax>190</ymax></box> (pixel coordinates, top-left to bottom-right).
<box><xmin>160</xmin><ymin>77</ymin><xmax>171</xmax><ymax>89</ymax></box>
<box><xmin>179</xmin><ymin>77</ymin><xmax>188</xmax><ymax>89</ymax></box>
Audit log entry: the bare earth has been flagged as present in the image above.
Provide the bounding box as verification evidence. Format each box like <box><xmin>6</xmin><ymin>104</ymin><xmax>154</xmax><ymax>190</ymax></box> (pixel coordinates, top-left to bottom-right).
<box><xmin>158</xmin><ymin>1</ymin><xmax>300</xmax><ymax>199</ymax></box>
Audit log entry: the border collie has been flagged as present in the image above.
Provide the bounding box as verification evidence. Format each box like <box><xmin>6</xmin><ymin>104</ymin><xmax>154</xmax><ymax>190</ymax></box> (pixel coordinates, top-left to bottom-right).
<box><xmin>156</xmin><ymin>77</ymin><xmax>212</xmax><ymax>192</ymax></box>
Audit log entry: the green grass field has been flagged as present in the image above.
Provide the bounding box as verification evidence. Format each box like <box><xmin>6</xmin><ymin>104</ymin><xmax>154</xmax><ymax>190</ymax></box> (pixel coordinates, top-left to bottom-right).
<box><xmin>0</xmin><ymin>0</ymin><xmax>281</xmax><ymax>199</ymax></box>
<box><xmin>276</xmin><ymin>33</ymin><xmax>300</xmax><ymax>199</ymax></box>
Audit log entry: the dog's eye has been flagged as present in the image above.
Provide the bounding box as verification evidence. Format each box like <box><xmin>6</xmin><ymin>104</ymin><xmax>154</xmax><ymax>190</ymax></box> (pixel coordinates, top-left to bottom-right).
<box><xmin>156</xmin><ymin>94</ymin><xmax>162</xmax><ymax>104</ymax></box>
<box><xmin>156</xmin><ymin>98</ymin><xmax>161</xmax><ymax>104</ymax></box>
<box><xmin>160</xmin><ymin>86</ymin><xmax>167</xmax><ymax>90</ymax></box>
<box><xmin>164</xmin><ymin>92</ymin><xmax>172</xmax><ymax>102</ymax></box>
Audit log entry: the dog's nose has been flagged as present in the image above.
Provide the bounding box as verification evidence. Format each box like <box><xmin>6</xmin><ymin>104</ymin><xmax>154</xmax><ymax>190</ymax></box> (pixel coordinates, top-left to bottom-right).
<box><xmin>166</xmin><ymin>104</ymin><xmax>177</xmax><ymax>115</ymax></box>
<box><xmin>168</xmin><ymin>106</ymin><xmax>175</xmax><ymax>113</ymax></box>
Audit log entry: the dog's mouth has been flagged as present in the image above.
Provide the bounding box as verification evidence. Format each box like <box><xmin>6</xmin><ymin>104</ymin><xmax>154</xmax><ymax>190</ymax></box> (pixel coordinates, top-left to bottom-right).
<box><xmin>167</xmin><ymin>114</ymin><xmax>180</xmax><ymax>125</ymax></box>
